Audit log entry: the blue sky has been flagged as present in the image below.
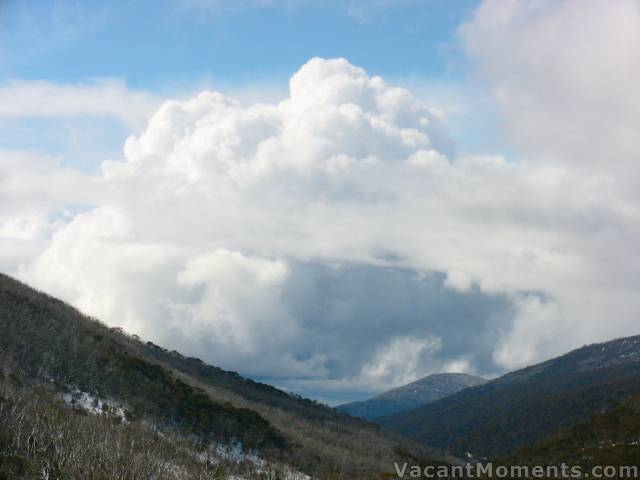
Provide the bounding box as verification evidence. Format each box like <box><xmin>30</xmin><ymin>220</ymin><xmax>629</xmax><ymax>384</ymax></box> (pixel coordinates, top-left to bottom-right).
<box><xmin>2</xmin><ymin>0</ymin><xmax>505</xmax><ymax>170</ymax></box>
<box><xmin>2</xmin><ymin>1</ymin><xmax>478</xmax><ymax>85</ymax></box>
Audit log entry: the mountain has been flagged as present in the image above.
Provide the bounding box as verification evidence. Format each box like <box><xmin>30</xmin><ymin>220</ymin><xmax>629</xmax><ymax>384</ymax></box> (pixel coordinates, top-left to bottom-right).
<box><xmin>337</xmin><ymin>373</ymin><xmax>486</xmax><ymax>420</ymax></box>
<box><xmin>0</xmin><ymin>273</ymin><xmax>450</xmax><ymax>479</ymax></box>
<box><xmin>380</xmin><ymin>335</ymin><xmax>640</xmax><ymax>458</ymax></box>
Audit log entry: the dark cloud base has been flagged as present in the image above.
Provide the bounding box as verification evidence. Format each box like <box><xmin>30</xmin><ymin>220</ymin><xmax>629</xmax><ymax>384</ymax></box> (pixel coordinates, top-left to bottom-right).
<box><xmin>245</xmin><ymin>261</ymin><xmax>518</xmax><ymax>403</ymax></box>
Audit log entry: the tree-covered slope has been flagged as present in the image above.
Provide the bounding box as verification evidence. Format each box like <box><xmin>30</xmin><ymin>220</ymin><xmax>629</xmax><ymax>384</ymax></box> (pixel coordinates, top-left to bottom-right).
<box><xmin>509</xmin><ymin>394</ymin><xmax>640</xmax><ymax>466</ymax></box>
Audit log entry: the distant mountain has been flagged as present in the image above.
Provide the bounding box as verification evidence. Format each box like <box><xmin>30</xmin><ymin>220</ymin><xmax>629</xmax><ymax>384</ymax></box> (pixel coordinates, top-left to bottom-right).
<box><xmin>0</xmin><ymin>273</ymin><xmax>449</xmax><ymax>479</ymax></box>
<box><xmin>337</xmin><ymin>373</ymin><xmax>486</xmax><ymax>420</ymax></box>
<box><xmin>380</xmin><ymin>335</ymin><xmax>640</xmax><ymax>458</ymax></box>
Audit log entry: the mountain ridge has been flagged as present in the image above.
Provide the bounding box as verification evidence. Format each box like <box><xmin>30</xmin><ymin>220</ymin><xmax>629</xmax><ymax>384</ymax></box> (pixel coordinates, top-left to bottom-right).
<box><xmin>337</xmin><ymin>373</ymin><xmax>486</xmax><ymax>420</ymax></box>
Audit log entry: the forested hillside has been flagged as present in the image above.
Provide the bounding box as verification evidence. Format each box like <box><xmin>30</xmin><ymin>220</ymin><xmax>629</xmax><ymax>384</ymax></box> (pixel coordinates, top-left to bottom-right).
<box><xmin>510</xmin><ymin>394</ymin><xmax>640</xmax><ymax>466</ymax></box>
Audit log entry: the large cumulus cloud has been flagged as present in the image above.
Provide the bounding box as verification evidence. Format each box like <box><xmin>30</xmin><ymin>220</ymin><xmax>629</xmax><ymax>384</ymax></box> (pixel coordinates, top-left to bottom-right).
<box><xmin>10</xmin><ymin>2</ymin><xmax>640</xmax><ymax>400</ymax></box>
<box><xmin>22</xmin><ymin>58</ymin><xmax>517</xmax><ymax>394</ymax></box>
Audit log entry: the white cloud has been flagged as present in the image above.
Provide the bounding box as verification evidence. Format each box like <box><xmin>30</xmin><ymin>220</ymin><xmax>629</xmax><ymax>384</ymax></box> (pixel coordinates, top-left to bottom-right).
<box><xmin>9</xmin><ymin>25</ymin><xmax>640</xmax><ymax>398</ymax></box>
<box><xmin>0</xmin><ymin>148</ymin><xmax>99</xmax><ymax>273</ymax></box>
<box><xmin>172</xmin><ymin>249</ymin><xmax>304</xmax><ymax>369</ymax></box>
<box><xmin>0</xmin><ymin>79</ymin><xmax>162</xmax><ymax>129</ymax></box>
<box><xmin>360</xmin><ymin>335</ymin><xmax>443</xmax><ymax>388</ymax></box>
<box><xmin>0</xmin><ymin>150</ymin><xmax>96</xmax><ymax>238</ymax></box>
<box><xmin>459</xmin><ymin>0</ymin><xmax>640</xmax><ymax>174</ymax></box>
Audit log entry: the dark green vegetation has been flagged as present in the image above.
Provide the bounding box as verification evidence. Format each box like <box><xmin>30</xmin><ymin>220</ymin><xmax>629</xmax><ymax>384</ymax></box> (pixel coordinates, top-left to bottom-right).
<box><xmin>510</xmin><ymin>394</ymin><xmax>640</xmax><ymax>466</ymax></box>
<box><xmin>337</xmin><ymin>373</ymin><xmax>486</xmax><ymax>420</ymax></box>
<box><xmin>380</xmin><ymin>335</ymin><xmax>640</xmax><ymax>458</ymax></box>
<box><xmin>0</xmin><ymin>273</ymin><xmax>446</xmax><ymax>479</ymax></box>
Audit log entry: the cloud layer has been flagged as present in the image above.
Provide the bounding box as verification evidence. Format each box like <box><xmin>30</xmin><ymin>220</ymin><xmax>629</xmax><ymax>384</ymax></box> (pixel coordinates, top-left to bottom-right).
<box><xmin>4</xmin><ymin>0</ymin><xmax>640</xmax><ymax>401</ymax></box>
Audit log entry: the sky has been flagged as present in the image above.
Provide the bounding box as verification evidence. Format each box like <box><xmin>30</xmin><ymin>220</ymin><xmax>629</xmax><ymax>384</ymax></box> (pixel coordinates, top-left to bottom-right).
<box><xmin>2</xmin><ymin>0</ymin><xmax>639</xmax><ymax>405</ymax></box>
